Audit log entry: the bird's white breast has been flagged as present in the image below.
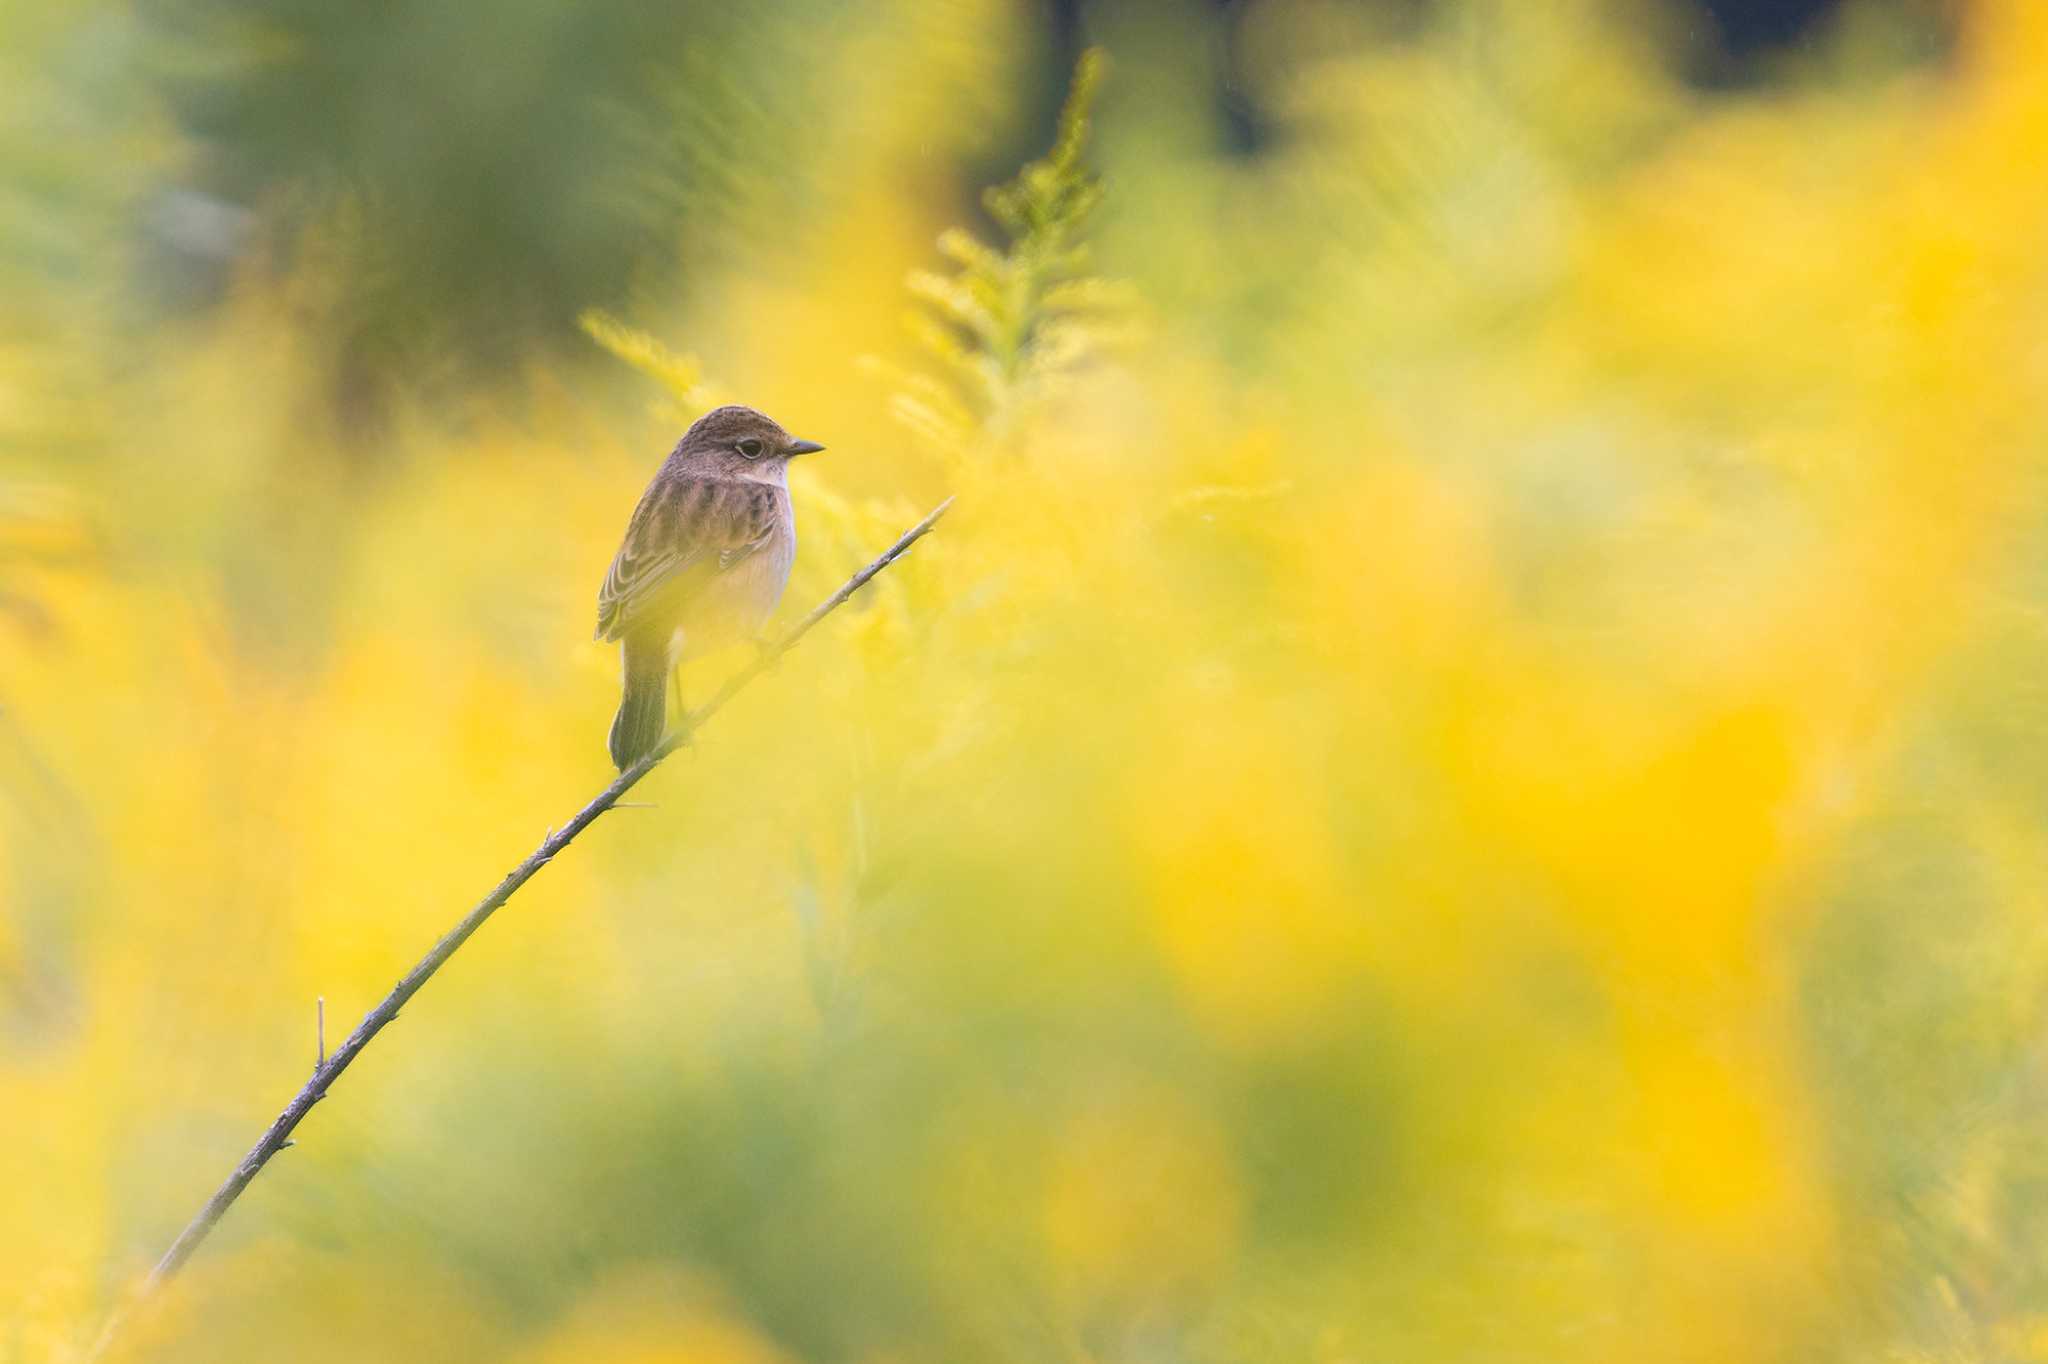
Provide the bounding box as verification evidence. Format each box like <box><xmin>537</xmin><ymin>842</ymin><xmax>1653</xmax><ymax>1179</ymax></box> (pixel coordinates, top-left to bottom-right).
<box><xmin>670</xmin><ymin>487</ymin><xmax>795</xmax><ymax>657</ymax></box>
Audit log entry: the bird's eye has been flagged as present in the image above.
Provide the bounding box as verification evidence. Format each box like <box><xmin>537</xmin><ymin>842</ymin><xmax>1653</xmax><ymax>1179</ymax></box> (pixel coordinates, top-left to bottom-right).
<box><xmin>737</xmin><ymin>438</ymin><xmax>764</xmax><ymax>459</ymax></box>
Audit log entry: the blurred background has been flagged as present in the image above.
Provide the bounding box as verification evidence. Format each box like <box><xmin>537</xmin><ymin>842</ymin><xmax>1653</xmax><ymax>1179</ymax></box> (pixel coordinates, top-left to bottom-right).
<box><xmin>6</xmin><ymin>0</ymin><xmax>2047</xmax><ymax>1359</ymax></box>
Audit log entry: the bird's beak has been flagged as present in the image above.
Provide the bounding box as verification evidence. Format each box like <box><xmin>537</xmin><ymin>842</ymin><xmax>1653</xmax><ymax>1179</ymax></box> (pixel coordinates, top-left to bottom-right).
<box><xmin>786</xmin><ymin>438</ymin><xmax>826</xmax><ymax>457</ymax></box>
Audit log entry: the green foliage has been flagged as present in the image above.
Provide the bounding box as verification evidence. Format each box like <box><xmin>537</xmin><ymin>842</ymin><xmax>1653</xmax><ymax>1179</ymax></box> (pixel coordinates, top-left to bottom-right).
<box><xmin>576</xmin><ymin>308</ymin><xmax>721</xmax><ymax>422</ymax></box>
<box><xmin>887</xmin><ymin>47</ymin><xmax>1140</xmax><ymax>458</ymax></box>
<box><xmin>134</xmin><ymin>0</ymin><xmax>834</xmax><ymax>408</ymax></box>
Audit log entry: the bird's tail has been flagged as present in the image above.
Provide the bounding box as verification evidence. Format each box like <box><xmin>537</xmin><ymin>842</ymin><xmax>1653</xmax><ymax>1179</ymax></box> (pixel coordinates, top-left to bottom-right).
<box><xmin>608</xmin><ymin>640</ymin><xmax>668</xmax><ymax>771</ymax></box>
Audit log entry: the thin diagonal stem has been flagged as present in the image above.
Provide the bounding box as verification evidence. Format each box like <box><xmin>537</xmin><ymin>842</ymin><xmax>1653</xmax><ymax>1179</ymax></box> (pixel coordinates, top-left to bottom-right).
<box><xmin>110</xmin><ymin>496</ymin><xmax>952</xmax><ymax>1329</ymax></box>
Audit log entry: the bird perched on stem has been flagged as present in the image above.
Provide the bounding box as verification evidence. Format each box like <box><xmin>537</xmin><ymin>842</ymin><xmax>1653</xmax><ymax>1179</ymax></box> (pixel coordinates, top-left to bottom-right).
<box><xmin>597</xmin><ymin>404</ymin><xmax>823</xmax><ymax>769</ymax></box>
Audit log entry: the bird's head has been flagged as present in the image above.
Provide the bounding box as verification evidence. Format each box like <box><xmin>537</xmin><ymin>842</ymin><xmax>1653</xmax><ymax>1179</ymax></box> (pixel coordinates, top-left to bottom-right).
<box><xmin>672</xmin><ymin>404</ymin><xmax>825</xmax><ymax>479</ymax></box>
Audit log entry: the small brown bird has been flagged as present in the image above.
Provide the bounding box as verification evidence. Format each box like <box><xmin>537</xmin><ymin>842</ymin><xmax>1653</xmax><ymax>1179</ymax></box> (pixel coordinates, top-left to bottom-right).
<box><xmin>597</xmin><ymin>405</ymin><xmax>823</xmax><ymax>769</ymax></box>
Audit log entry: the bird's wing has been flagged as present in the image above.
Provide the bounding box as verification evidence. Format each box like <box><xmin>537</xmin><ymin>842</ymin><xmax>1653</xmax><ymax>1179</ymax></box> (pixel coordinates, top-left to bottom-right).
<box><xmin>596</xmin><ymin>477</ymin><xmax>780</xmax><ymax>641</ymax></box>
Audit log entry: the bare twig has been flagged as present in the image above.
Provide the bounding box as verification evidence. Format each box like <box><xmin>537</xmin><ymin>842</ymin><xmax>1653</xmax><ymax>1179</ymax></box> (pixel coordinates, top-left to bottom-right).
<box><xmin>99</xmin><ymin>498</ymin><xmax>952</xmax><ymax>1348</ymax></box>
